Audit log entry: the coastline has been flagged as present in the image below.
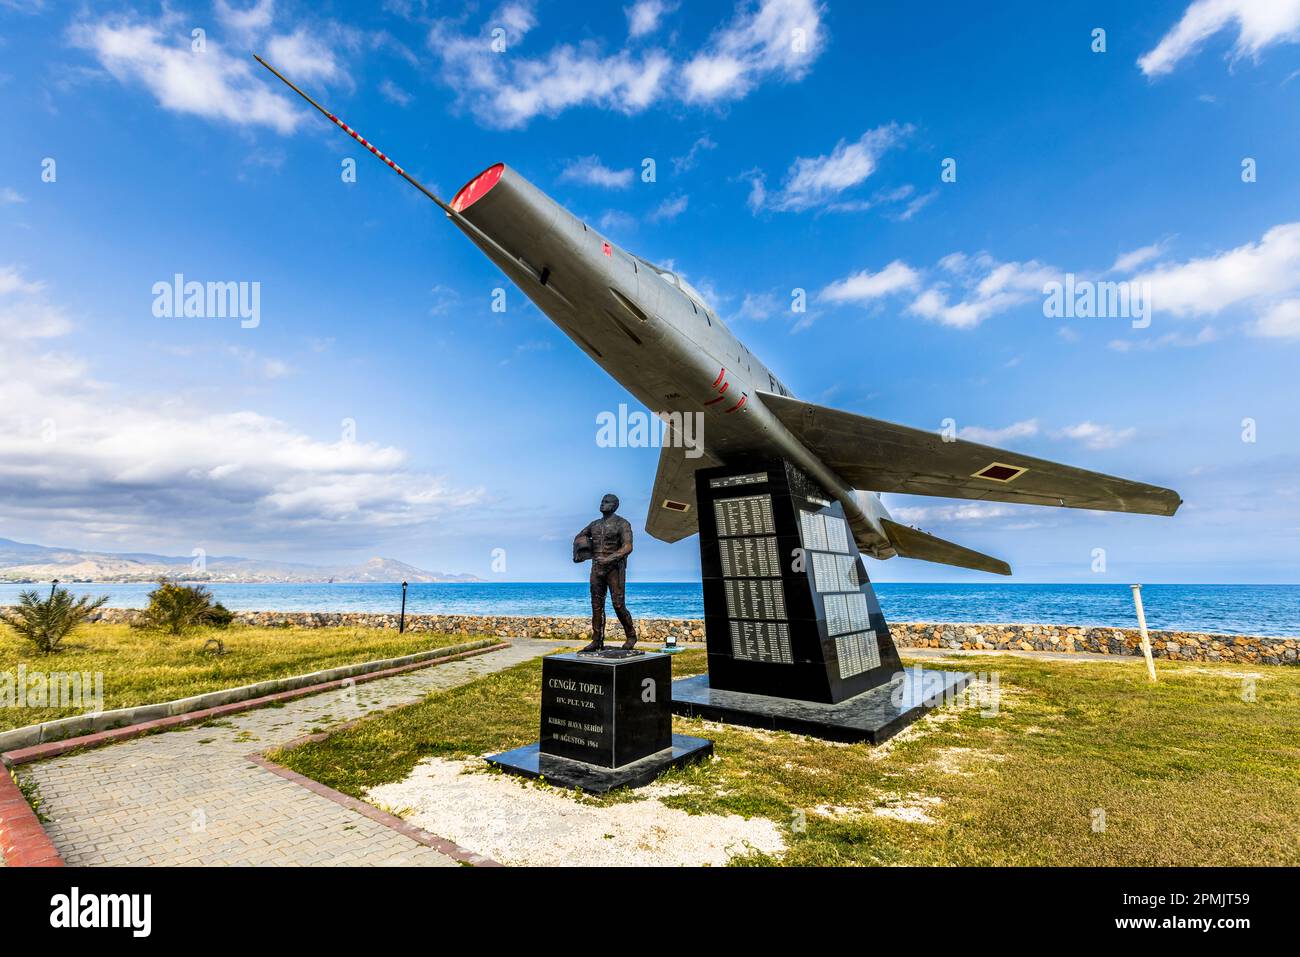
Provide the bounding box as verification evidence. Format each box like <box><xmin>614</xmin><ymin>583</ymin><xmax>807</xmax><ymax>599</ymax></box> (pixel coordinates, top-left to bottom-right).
<box><xmin>76</xmin><ymin>608</ymin><xmax>1300</xmax><ymax>665</ymax></box>
<box><xmin>3</xmin><ymin>580</ymin><xmax>1297</xmax><ymax>637</ymax></box>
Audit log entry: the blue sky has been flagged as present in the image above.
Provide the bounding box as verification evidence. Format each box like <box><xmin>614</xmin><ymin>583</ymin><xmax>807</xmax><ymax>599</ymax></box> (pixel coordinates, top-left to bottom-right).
<box><xmin>1</xmin><ymin>0</ymin><xmax>1299</xmax><ymax>584</ymax></box>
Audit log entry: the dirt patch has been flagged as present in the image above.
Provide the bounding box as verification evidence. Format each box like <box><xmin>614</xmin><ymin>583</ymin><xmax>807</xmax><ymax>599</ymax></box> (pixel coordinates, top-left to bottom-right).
<box><xmin>931</xmin><ymin>746</ymin><xmax>1007</xmax><ymax>776</ymax></box>
<box><xmin>366</xmin><ymin>756</ymin><xmax>786</xmax><ymax>866</ymax></box>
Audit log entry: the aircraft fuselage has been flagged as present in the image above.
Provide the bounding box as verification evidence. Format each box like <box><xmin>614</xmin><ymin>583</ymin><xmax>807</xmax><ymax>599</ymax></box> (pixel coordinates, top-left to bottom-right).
<box><xmin>449</xmin><ymin>164</ymin><xmax>897</xmax><ymax>557</ymax></box>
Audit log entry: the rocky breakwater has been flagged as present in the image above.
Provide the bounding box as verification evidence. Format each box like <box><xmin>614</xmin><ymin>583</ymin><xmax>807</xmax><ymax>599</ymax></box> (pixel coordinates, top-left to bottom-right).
<box><xmin>75</xmin><ymin>610</ymin><xmax>1296</xmax><ymax>665</ymax></box>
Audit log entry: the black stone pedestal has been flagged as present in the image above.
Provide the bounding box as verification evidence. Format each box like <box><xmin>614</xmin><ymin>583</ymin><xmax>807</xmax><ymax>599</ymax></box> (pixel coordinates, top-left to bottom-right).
<box><xmin>671</xmin><ymin>666</ymin><xmax>972</xmax><ymax>744</ymax></box>
<box><xmin>486</xmin><ymin>734</ymin><xmax>713</xmax><ymax>794</ymax></box>
<box><xmin>486</xmin><ymin>651</ymin><xmax>712</xmax><ymax>793</ymax></box>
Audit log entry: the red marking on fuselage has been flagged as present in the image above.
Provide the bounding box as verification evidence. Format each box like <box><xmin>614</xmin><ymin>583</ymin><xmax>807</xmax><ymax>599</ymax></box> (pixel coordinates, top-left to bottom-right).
<box><xmin>712</xmin><ymin>367</ymin><xmax>726</xmax><ymax>389</ymax></box>
<box><xmin>724</xmin><ymin>394</ymin><xmax>747</xmax><ymax>413</ymax></box>
<box><xmin>703</xmin><ymin>395</ymin><xmax>727</xmax><ymax>406</ymax></box>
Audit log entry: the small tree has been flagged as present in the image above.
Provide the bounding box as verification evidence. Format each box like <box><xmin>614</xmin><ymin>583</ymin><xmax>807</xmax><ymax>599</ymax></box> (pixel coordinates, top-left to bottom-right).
<box><xmin>2</xmin><ymin>586</ymin><xmax>108</xmax><ymax>655</ymax></box>
<box><xmin>140</xmin><ymin>579</ymin><xmax>215</xmax><ymax>635</ymax></box>
<box><xmin>204</xmin><ymin>602</ymin><xmax>235</xmax><ymax>629</ymax></box>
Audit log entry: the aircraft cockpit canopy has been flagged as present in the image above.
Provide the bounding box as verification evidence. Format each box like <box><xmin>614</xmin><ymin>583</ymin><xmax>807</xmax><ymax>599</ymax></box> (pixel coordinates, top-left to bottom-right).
<box><xmin>643</xmin><ymin>260</ymin><xmax>715</xmax><ymax>323</ymax></box>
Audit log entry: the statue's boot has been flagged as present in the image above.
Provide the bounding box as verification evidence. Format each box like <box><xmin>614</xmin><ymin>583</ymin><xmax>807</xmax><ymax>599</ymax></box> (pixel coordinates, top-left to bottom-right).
<box><xmin>620</xmin><ymin>633</ymin><xmax>637</xmax><ymax>650</ymax></box>
<box><xmin>581</xmin><ymin>637</ymin><xmax>605</xmax><ymax>653</ymax></box>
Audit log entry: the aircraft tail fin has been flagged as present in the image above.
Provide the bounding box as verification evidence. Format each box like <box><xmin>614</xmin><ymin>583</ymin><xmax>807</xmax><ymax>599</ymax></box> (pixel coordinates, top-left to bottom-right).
<box><xmin>881</xmin><ymin>519</ymin><xmax>1012</xmax><ymax>576</ymax></box>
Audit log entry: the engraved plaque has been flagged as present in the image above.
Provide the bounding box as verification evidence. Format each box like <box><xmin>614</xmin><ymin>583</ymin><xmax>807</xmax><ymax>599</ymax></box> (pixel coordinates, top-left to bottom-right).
<box><xmin>719</xmin><ymin>536</ymin><xmax>780</xmax><ymax>577</ymax></box>
<box><xmin>835</xmin><ymin>630</ymin><xmax>882</xmax><ymax>679</ymax></box>
<box><xmin>723</xmin><ymin>579</ymin><xmax>787</xmax><ymax>620</ymax></box>
<box><xmin>824</xmin><ymin>593</ymin><xmax>850</xmax><ymax>636</ymax></box>
<box><xmin>824</xmin><ymin>514</ymin><xmax>850</xmax><ymax>554</ymax></box>
<box><xmin>729</xmin><ymin>620</ymin><xmax>793</xmax><ymax>663</ymax></box>
<box><xmin>799</xmin><ymin>509</ymin><xmax>828</xmax><ymax>551</ymax></box>
<box><xmin>714</xmin><ymin>494</ymin><xmax>776</xmax><ymax>537</ymax></box>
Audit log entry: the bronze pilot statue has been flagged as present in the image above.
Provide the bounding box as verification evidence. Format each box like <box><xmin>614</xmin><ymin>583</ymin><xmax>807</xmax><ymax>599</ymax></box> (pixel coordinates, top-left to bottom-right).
<box><xmin>573</xmin><ymin>493</ymin><xmax>638</xmax><ymax>652</ymax></box>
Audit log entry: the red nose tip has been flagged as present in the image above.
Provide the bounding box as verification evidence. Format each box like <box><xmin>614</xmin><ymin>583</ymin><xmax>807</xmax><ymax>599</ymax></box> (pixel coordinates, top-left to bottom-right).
<box><xmin>451</xmin><ymin>163</ymin><xmax>504</xmax><ymax>212</ymax></box>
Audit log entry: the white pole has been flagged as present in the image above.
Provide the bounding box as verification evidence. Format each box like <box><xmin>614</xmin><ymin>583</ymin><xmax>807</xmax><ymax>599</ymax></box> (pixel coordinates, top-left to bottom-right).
<box><xmin>1130</xmin><ymin>584</ymin><xmax>1157</xmax><ymax>683</ymax></box>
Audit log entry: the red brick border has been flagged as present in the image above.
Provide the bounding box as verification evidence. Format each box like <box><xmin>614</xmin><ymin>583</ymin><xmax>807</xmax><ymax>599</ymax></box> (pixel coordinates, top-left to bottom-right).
<box><xmin>0</xmin><ymin>768</ymin><xmax>63</xmax><ymax>866</ymax></box>
<box><xmin>247</xmin><ymin>754</ymin><xmax>501</xmax><ymax>867</ymax></box>
<box><xmin>0</xmin><ymin>640</ymin><xmax>508</xmax><ymax>867</ymax></box>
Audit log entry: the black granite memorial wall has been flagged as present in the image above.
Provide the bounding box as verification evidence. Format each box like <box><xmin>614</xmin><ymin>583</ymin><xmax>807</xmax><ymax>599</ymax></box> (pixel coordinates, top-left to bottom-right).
<box><xmin>695</xmin><ymin>458</ymin><xmax>904</xmax><ymax>704</ymax></box>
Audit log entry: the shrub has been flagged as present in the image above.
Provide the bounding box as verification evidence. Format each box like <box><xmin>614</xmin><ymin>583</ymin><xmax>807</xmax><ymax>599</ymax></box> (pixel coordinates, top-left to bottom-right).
<box><xmin>140</xmin><ymin>579</ymin><xmax>217</xmax><ymax>635</ymax></box>
<box><xmin>204</xmin><ymin>602</ymin><xmax>235</xmax><ymax>629</ymax></box>
<box><xmin>1</xmin><ymin>586</ymin><xmax>108</xmax><ymax>654</ymax></box>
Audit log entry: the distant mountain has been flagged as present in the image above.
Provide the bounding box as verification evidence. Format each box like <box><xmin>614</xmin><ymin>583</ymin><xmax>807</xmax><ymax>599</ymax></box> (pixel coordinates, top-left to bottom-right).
<box><xmin>0</xmin><ymin>538</ymin><xmax>482</xmax><ymax>584</ymax></box>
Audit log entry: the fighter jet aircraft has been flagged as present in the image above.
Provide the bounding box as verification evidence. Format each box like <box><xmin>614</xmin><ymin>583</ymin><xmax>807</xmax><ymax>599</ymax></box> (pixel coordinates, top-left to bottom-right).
<box><xmin>255</xmin><ymin>56</ymin><xmax>1181</xmax><ymax>576</ymax></box>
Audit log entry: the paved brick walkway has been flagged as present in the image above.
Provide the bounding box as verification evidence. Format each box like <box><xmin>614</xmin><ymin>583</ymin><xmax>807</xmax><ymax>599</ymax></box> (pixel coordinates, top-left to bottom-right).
<box><xmin>20</xmin><ymin>640</ymin><xmax>565</xmax><ymax>867</ymax></box>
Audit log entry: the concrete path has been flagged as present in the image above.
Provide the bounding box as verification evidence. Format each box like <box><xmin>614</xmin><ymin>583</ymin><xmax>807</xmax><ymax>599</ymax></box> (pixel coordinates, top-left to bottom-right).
<box><xmin>21</xmin><ymin>640</ymin><xmax>566</xmax><ymax>867</ymax></box>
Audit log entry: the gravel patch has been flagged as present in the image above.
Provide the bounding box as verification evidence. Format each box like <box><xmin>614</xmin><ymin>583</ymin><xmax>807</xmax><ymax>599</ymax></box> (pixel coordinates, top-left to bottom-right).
<box><xmin>367</xmin><ymin>756</ymin><xmax>785</xmax><ymax>866</ymax></box>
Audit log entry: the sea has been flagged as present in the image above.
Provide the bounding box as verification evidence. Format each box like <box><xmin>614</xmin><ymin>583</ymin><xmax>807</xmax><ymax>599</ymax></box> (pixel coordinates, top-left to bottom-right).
<box><xmin>0</xmin><ymin>581</ymin><xmax>1296</xmax><ymax>638</ymax></box>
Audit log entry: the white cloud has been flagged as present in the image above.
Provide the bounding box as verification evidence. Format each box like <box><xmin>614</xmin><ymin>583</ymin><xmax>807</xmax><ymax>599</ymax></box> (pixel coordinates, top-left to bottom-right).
<box><xmin>649</xmin><ymin>193</ymin><xmax>689</xmax><ymax>221</ymax></box>
<box><xmin>1251</xmin><ymin>298</ymin><xmax>1300</xmax><ymax>339</ymax></box>
<box><xmin>0</xmin><ymin>300</ymin><xmax>74</xmax><ymax>340</ymax></box>
<box><xmin>0</xmin><ymin>187</ymin><xmax>25</xmax><ymax>205</ymax></box>
<box><xmin>429</xmin><ymin>3</ymin><xmax>671</xmax><ymax>128</ymax></box>
<box><xmin>266</xmin><ymin>27</ymin><xmax>344</xmax><ymax>84</ymax></box>
<box><xmin>428</xmin><ymin>0</ymin><xmax>824</xmax><ymax>128</ymax></box>
<box><xmin>216</xmin><ymin>0</ymin><xmax>275</xmax><ymax>37</ymax></box>
<box><xmin>0</xmin><ymin>269</ymin><xmax>482</xmax><ymax>549</ymax></box>
<box><xmin>225</xmin><ymin>345</ymin><xmax>293</xmax><ymax>379</ymax></box>
<box><xmin>819</xmin><ymin>260</ymin><xmax>919</xmax><ymax>304</ymax></box>
<box><xmin>755</xmin><ymin>124</ymin><xmax>910</xmax><ymax>212</ymax></box>
<box><xmin>671</xmin><ymin>135</ymin><xmax>716</xmax><ymax>174</ymax></box>
<box><xmin>682</xmin><ymin>0</ymin><xmax>825</xmax><ymax>103</ymax></box>
<box><xmin>908</xmin><ymin>254</ymin><xmax>1057</xmax><ymax>329</ymax></box>
<box><xmin>733</xmin><ymin>290</ymin><xmax>780</xmax><ymax>322</ymax></box>
<box><xmin>890</xmin><ymin>503</ymin><xmax>1018</xmax><ymax>524</ymax></box>
<box><xmin>1107</xmin><ymin>326</ymin><xmax>1218</xmax><ymax>351</ymax></box>
<box><xmin>1139</xmin><ymin>0</ymin><xmax>1300</xmax><ymax>76</ymax></box>
<box><xmin>626</xmin><ymin>0</ymin><xmax>674</xmax><ymax>38</ymax></box>
<box><xmin>0</xmin><ymin>267</ymin><xmax>70</xmax><ymax>339</ymax></box>
<box><xmin>379</xmin><ymin>78</ymin><xmax>413</xmax><ymax>106</ymax></box>
<box><xmin>816</xmin><ymin>252</ymin><xmax>1057</xmax><ymax>329</ymax></box>
<box><xmin>1131</xmin><ymin>222</ymin><xmax>1300</xmax><ymax>317</ymax></box>
<box><xmin>69</xmin><ymin>13</ymin><xmax>303</xmax><ymax>133</ymax></box>
<box><xmin>559</xmin><ymin>156</ymin><xmax>634</xmax><ymax>189</ymax></box>
<box><xmin>0</xmin><ymin>265</ymin><xmax>44</xmax><ymax>296</ymax></box>
<box><xmin>1110</xmin><ymin>240</ymin><xmax>1168</xmax><ymax>273</ymax></box>
<box><xmin>958</xmin><ymin>420</ymin><xmax>1039</xmax><ymax>445</ymax></box>
<box><xmin>597</xmin><ymin>209</ymin><xmax>637</xmax><ymax>234</ymax></box>
<box><xmin>890</xmin><ymin>189</ymin><xmax>936</xmax><ymax>222</ymax></box>
<box><xmin>1054</xmin><ymin>422</ymin><xmax>1137</xmax><ymax>451</ymax></box>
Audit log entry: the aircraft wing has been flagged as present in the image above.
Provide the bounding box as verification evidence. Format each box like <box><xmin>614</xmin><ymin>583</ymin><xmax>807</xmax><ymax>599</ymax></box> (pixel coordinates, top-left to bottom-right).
<box><xmin>644</xmin><ymin>441</ymin><xmax>720</xmax><ymax>543</ymax></box>
<box><xmin>759</xmin><ymin>392</ymin><xmax>1181</xmax><ymax>516</ymax></box>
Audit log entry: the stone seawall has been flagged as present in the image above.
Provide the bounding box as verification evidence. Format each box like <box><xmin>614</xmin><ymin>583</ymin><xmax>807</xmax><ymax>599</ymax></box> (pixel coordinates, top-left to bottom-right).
<box><xmin>80</xmin><ymin>609</ymin><xmax>1299</xmax><ymax>666</ymax></box>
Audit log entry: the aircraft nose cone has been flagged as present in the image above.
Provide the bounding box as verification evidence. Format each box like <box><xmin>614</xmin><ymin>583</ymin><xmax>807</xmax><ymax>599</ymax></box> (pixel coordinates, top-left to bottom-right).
<box><xmin>451</xmin><ymin>163</ymin><xmax>505</xmax><ymax>212</ymax></box>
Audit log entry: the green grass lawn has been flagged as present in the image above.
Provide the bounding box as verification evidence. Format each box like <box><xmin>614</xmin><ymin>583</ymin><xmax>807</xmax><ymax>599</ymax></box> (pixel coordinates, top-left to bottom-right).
<box><xmin>0</xmin><ymin>622</ymin><xmax>483</xmax><ymax>733</ymax></box>
<box><xmin>272</xmin><ymin>648</ymin><xmax>1300</xmax><ymax>866</ymax></box>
